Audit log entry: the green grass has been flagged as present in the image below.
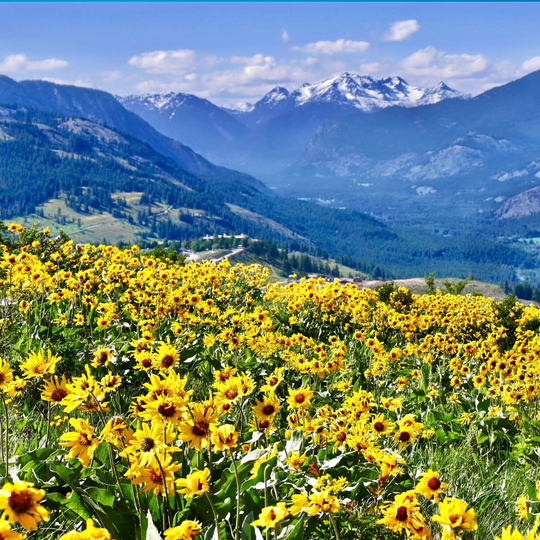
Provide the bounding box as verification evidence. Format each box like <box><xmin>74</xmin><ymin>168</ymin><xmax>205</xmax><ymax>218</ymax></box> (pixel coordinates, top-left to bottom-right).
<box><xmin>409</xmin><ymin>432</ymin><xmax>540</xmax><ymax>539</ymax></box>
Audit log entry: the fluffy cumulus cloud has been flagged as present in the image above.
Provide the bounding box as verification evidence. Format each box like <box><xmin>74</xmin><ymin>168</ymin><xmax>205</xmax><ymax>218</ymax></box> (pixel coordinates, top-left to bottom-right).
<box><xmin>290</xmin><ymin>39</ymin><xmax>370</xmax><ymax>55</ymax></box>
<box><xmin>522</xmin><ymin>56</ymin><xmax>540</xmax><ymax>72</ymax></box>
<box><xmin>128</xmin><ymin>49</ymin><xmax>220</xmax><ymax>75</ymax></box>
<box><xmin>401</xmin><ymin>46</ymin><xmax>489</xmax><ymax>78</ymax></box>
<box><xmin>0</xmin><ymin>54</ymin><xmax>68</xmax><ymax>73</ymax></box>
<box><xmin>128</xmin><ymin>49</ymin><xmax>196</xmax><ymax>73</ymax></box>
<box><xmin>130</xmin><ymin>50</ymin><xmax>347</xmax><ymax>105</ymax></box>
<box><xmin>359</xmin><ymin>45</ymin><xmax>540</xmax><ymax>96</ymax></box>
<box><xmin>230</xmin><ymin>54</ymin><xmax>273</xmax><ymax>66</ymax></box>
<box><xmin>383</xmin><ymin>20</ymin><xmax>420</xmax><ymax>42</ymax></box>
<box><xmin>126</xmin><ymin>43</ymin><xmax>540</xmax><ymax>105</ymax></box>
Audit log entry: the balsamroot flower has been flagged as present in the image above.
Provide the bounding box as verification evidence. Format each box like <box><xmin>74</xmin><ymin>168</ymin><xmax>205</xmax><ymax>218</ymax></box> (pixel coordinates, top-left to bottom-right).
<box><xmin>251</xmin><ymin>503</ymin><xmax>289</xmax><ymax>528</ymax></box>
<box><xmin>415</xmin><ymin>470</ymin><xmax>448</xmax><ymax>503</ymax></box>
<box><xmin>164</xmin><ymin>521</ymin><xmax>201</xmax><ymax>539</ymax></box>
<box><xmin>378</xmin><ymin>491</ymin><xmax>431</xmax><ymax>539</ymax></box>
<box><xmin>59</xmin><ymin>418</ymin><xmax>100</xmax><ymax>467</ymax></box>
<box><xmin>432</xmin><ymin>497</ymin><xmax>477</xmax><ymax>536</ymax></box>
<box><xmin>20</xmin><ymin>349</ymin><xmax>60</xmax><ymax>380</ymax></box>
<box><xmin>176</xmin><ymin>468</ymin><xmax>210</xmax><ymax>497</ymax></box>
<box><xmin>211</xmin><ymin>424</ymin><xmax>239</xmax><ymax>452</ymax></box>
<box><xmin>0</xmin><ymin>520</ymin><xmax>24</xmax><ymax>540</ymax></box>
<box><xmin>0</xmin><ymin>481</ymin><xmax>49</xmax><ymax>531</ymax></box>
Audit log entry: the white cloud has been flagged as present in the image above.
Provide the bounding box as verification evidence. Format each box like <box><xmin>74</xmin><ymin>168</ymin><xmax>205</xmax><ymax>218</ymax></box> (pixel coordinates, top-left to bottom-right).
<box><xmin>132</xmin><ymin>53</ymin><xmax>348</xmax><ymax>106</ymax></box>
<box><xmin>99</xmin><ymin>70</ymin><xmax>121</xmax><ymax>82</ymax></box>
<box><xmin>401</xmin><ymin>46</ymin><xmax>489</xmax><ymax>78</ymax></box>
<box><xmin>126</xmin><ymin>44</ymin><xmax>540</xmax><ymax>105</ymax></box>
<box><xmin>522</xmin><ymin>56</ymin><xmax>540</xmax><ymax>73</ymax></box>
<box><xmin>290</xmin><ymin>39</ymin><xmax>370</xmax><ymax>55</ymax></box>
<box><xmin>359</xmin><ymin>46</ymin><xmax>540</xmax><ymax>96</ymax></box>
<box><xmin>0</xmin><ymin>54</ymin><xmax>68</xmax><ymax>73</ymax></box>
<box><xmin>281</xmin><ymin>29</ymin><xmax>290</xmax><ymax>43</ymax></box>
<box><xmin>383</xmin><ymin>20</ymin><xmax>420</xmax><ymax>42</ymax></box>
<box><xmin>128</xmin><ymin>49</ymin><xmax>196</xmax><ymax>74</ymax></box>
<box><xmin>41</xmin><ymin>77</ymin><xmax>94</xmax><ymax>88</ymax></box>
<box><xmin>303</xmin><ymin>57</ymin><xmax>319</xmax><ymax>67</ymax></box>
<box><xmin>128</xmin><ymin>49</ymin><xmax>221</xmax><ymax>75</ymax></box>
<box><xmin>231</xmin><ymin>54</ymin><xmax>272</xmax><ymax>66</ymax></box>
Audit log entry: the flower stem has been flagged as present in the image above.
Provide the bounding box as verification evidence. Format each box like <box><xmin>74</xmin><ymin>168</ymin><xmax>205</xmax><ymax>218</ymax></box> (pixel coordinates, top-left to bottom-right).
<box><xmin>231</xmin><ymin>454</ymin><xmax>242</xmax><ymax>540</ymax></box>
<box><xmin>205</xmin><ymin>491</ymin><xmax>220</xmax><ymax>539</ymax></box>
<box><xmin>1</xmin><ymin>394</ymin><xmax>9</xmax><ymax>478</ymax></box>
<box><xmin>329</xmin><ymin>513</ymin><xmax>341</xmax><ymax>540</ymax></box>
<box><xmin>46</xmin><ymin>402</ymin><xmax>51</xmax><ymax>447</ymax></box>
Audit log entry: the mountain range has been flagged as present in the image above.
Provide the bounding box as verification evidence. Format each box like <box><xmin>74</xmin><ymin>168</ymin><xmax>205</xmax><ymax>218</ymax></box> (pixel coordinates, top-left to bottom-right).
<box><xmin>1</xmin><ymin>70</ymin><xmax>540</xmax><ymax>285</ymax></box>
<box><xmin>118</xmin><ymin>69</ymin><xmax>540</xmax><ymax>239</ymax></box>
<box><xmin>0</xmin><ymin>75</ymin><xmax>267</xmax><ymax>193</ymax></box>
<box><xmin>118</xmin><ymin>73</ymin><xmax>465</xmax><ymax>162</ymax></box>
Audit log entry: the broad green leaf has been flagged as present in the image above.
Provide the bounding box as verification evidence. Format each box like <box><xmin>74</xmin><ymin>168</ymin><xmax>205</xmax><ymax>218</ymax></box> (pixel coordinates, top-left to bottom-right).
<box><xmin>241</xmin><ymin>511</ymin><xmax>255</xmax><ymax>540</ymax></box>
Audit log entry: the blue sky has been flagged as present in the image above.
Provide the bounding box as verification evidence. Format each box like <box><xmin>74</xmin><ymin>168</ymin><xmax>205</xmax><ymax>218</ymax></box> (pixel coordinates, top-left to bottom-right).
<box><xmin>1</xmin><ymin>2</ymin><xmax>540</xmax><ymax>105</ymax></box>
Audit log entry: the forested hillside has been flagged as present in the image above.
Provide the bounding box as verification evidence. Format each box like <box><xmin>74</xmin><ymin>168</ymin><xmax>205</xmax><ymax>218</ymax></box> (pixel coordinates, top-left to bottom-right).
<box><xmin>0</xmin><ymin>105</ymin><xmax>536</xmax><ymax>283</ymax></box>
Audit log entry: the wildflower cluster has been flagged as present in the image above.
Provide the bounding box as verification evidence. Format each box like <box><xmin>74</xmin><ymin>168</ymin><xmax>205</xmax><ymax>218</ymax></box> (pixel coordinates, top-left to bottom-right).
<box><xmin>0</xmin><ymin>223</ymin><xmax>538</xmax><ymax>538</ymax></box>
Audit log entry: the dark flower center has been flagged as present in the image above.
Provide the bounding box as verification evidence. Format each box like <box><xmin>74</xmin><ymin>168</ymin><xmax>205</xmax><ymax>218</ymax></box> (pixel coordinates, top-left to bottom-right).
<box><xmin>192</xmin><ymin>421</ymin><xmax>210</xmax><ymax>436</ymax></box>
<box><xmin>399</xmin><ymin>431</ymin><xmax>411</xmax><ymax>442</ymax></box>
<box><xmin>51</xmin><ymin>389</ymin><xmax>68</xmax><ymax>402</ymax></box>
<box><xmin>78</xmin><ymin>434</ymin><xmax>92</xmax><ymax>446</ymax></box>
<box><xmin>225</xmin><ymin>389</ymin><xmax>239</xmax><ymax>400</ymax></box>
<box><xmin>140</xmin><ymin>437</ymin><xmax>155</xmax><ymax>452</ymax></box>
<box><xmin>427</xmin><ymin>477</ymin><xmax>441</xmax><ymax>490</ymax></box>
<box><xmin>262</xmin><ymin>404</ymin><xmax>275</xmax><ymax>416</ymax></box>
<box><xmin>150</xmin><ymin>470</ymin><xmax>162</xmax><ymax>484</ymax></box>
<box><xmin>161</xmin><ymin>355</ymin><xmax>175</xmax><ymax>368</ymax></box>
<box><xmin>373</xmin><ymin>421</ymin><xmax>385</xmax><ymax>432</ymax></box>
<box><xmin>396</xmin><ymin>506</ymin><xmax>408</xmax><ymax>522</ymax></box>
<box><xmin>9</xmin><ymin>490</ymin><xmax>33</xmax><ymax>514</ymax></box>
<box><xmin>157</xmin><ymin>403</ymin><xmax>177</xmax><ymax>417</ymax></box>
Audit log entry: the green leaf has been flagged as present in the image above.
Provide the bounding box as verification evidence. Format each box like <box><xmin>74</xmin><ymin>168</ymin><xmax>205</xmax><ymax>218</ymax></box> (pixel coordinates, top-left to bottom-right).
<box><xmin>47</xmin><ymin>490</ymin><xmax>92</xmax><ymax>520</ymax></box>
<box><xmin>87</xmin><ymin>487</ymin><xmax>115</xmax><ymax>508</ymax></box>
<box><xmin>241</xmin><ymin>512</ymin><xmax>255</xmax><ymax>540</ymax></box>
<box><xmin>278</xmin><ymin>518</ymin><xmax>304</xmax><ymax>540</ymax></box>
<box><xmin>435</xmin><ymin>428</ymin><xmax>447</xmax><ymax>444</ymax></box>
<box><xmin>204</xmin><ymin>524</ymin><xmax>220</xmax><ymax>540</ymax></box>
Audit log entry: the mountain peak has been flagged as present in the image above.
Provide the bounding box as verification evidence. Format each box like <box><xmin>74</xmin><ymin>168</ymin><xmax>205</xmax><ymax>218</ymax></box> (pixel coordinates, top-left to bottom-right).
<box><xmin>260</xmin><ymin>87</ymin><xmax>290</xmax><ymax>104</ymax></box>
<box><xmin>281</xmin><ymin>72</ymin><xmax>467</xmax><ymax>112</ymax></box>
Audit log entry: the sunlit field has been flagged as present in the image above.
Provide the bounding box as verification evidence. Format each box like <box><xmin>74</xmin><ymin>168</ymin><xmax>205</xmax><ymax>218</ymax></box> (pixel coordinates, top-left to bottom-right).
<box><xmin>0</xmin><ymin>221</ymin><xmax>539</xmax><ymax>540</ymax></box>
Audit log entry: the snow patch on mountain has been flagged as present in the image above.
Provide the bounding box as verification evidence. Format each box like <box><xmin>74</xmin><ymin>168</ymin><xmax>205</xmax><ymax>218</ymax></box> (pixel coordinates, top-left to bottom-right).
<box><xmin>117</xmin><ymin>92</ymin><xmax>195</xmax><ymax>111</ymax></box>
<box><xmin>222</xmin><ymin>102</ymin><xmax>254</xmax><ymax>113</ymax></box>
<box><xmin>226</xmin><ymin>73</ymin><xmax>467</xmax><ymax>116</ymax></box>
<box><xmin>289</xmin><ymin>73</ymin><xmax>465</xmax><ymax>112</ymax></box>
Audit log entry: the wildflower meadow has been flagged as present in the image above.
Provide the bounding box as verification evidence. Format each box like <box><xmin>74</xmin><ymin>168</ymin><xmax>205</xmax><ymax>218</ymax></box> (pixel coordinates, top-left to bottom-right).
<box><xmin>0</xmin><ymin>221</ymin><xmax>539</xmax><ymax>540</ymax></box>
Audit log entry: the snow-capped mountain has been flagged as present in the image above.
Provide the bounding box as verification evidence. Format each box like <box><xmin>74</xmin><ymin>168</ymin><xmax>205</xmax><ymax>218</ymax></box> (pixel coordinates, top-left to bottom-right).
<box><xmin>117</xmin><ymin>92</ymin><xmax>250</xmax><ymax>157</ymax></box>
<box><xmin>117</xmin><ymin>72</ymin><xmax>468</xmax><ymax>176</ymax></box>
<box><xmin>232</xmin><ymin>73</ymin><xmax>466</xmax><ymax>127</ymax></box>
<box><xmin>222</xmin><ymin>101</ymin><xmax>254</xmax><ymax>114</ymax></box>
<box><xmin>290</xmin><ymin>74</ymin><xmax>464</xmax><ymax>111</ymax></box>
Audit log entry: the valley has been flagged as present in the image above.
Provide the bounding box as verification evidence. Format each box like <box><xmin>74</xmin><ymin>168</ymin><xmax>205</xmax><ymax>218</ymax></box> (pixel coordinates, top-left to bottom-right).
<box><xmin>1</xmin><ymin>71</ymin><xmax>540</xmax><ymax>288</ymax></box>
